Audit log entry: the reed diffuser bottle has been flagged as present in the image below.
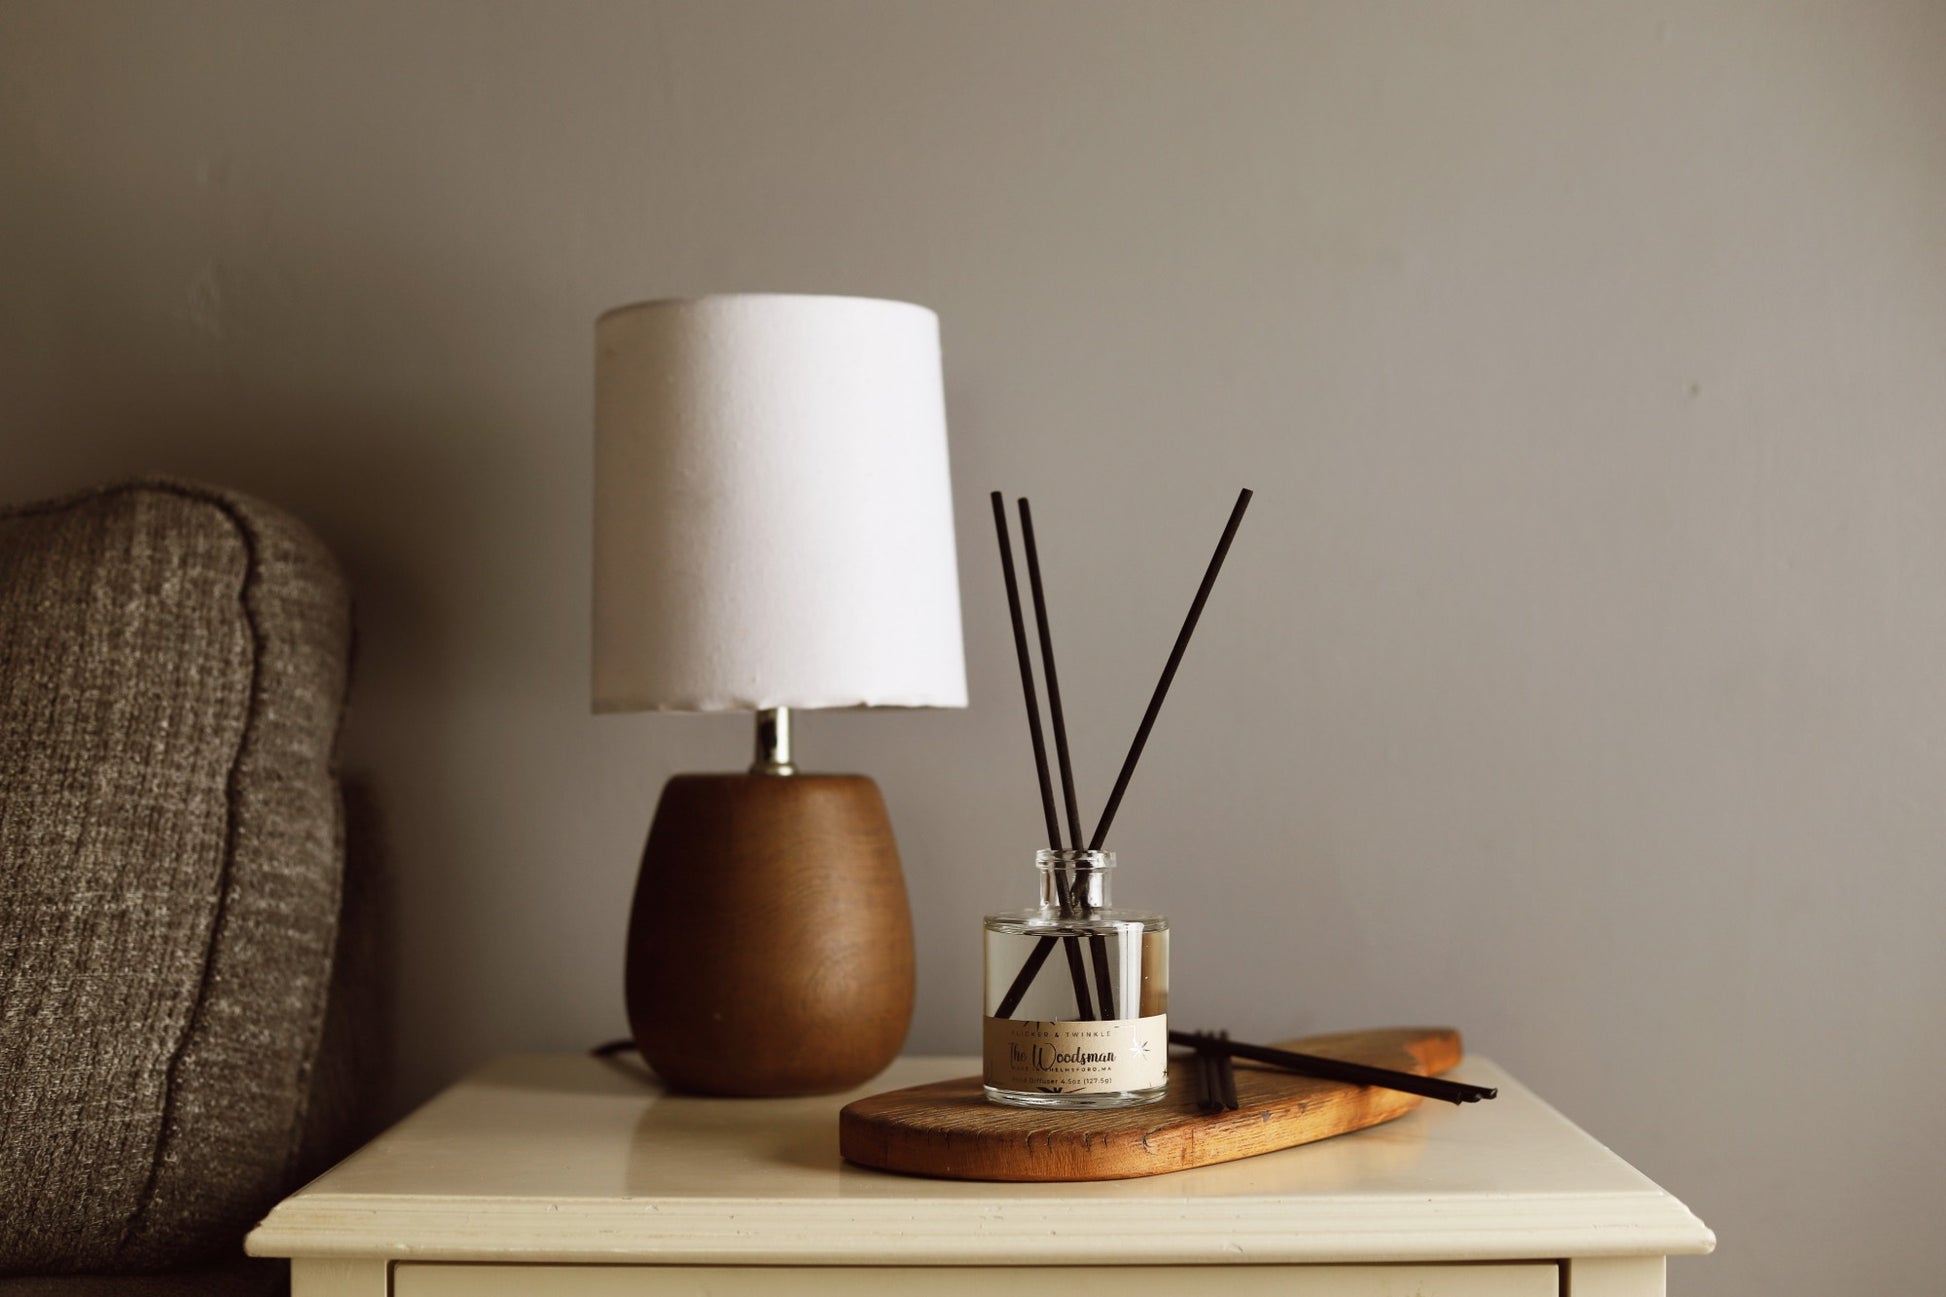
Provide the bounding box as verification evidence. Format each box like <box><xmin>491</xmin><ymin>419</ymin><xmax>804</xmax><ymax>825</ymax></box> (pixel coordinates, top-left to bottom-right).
<box><xmin>982</xmin><ymin>486</ymin><xmax>1251</xmax><ymax>1110</ymax></box>
<box><xmin>983</xmin><ymin>849</ymin><xmax>1168</xmax><ymax>1107</ymax></box>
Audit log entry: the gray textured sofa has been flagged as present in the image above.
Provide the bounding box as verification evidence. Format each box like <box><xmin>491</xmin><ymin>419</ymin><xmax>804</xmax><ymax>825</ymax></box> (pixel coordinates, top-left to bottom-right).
<box><xmin>0</xmin><ymin>480</ymin><xmax>368</xmax><ymax>1295</ymax></box>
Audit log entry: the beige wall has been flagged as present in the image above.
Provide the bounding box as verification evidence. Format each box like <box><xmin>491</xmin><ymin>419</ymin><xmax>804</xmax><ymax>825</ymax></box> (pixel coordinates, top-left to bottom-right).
<box><xmin>6</xmin><ymin>2</ymin><xmax>1944</xmax><ymax>1291</ymax></box>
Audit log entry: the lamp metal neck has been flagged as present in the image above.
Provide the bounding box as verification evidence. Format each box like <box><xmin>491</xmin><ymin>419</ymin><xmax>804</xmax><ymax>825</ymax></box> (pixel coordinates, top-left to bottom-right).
<box><xmin>752</xmin><ymin>707</ymin><xmax>796</xmax><ymax>775</ymax></box>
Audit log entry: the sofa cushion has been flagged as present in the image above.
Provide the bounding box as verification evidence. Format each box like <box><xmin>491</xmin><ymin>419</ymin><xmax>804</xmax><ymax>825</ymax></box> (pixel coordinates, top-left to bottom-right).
<box><xmin>0</xmin><ymin>480</ymin><xmax>350</xmax><ymax>1272</ymax></box>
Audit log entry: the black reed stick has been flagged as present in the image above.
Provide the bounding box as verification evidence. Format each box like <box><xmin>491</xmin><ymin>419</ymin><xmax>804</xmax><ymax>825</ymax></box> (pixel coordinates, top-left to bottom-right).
<box><xmin>990</xmin><ymin>492</ymin><xmax>1095</xmax><ymax>1020</ymax></box>
<box><xmin>1216</xmin><ymin>1029</ymin><xmax>1239</xmax><ymax>1109</ymax></box>
<box><xmin>1168</xmin><ymin>1030</ymin><xmax>1498</xmax><ymax>1105</ymax></box>
<box><xmin>1089</xmin><ymin>488</ymin><xmax>1252</xmax><ymax>850</ymax></box>
<box><xmin>992</xmin><ymin>938</ymin><xmax>1054</xmax><ymax>1019</ymax></box>
<box><xmin>991</xmin><ymin>492</ymin><xmax>1061</xmax><ymax>854</ymax></box>
<box><xmin>1018</xmin><ymin>498</ymin><xmax>1117</xmax><ymax>1020</ymax></box>
<box><xmin>1017</xmin><ymin>500</ymin><xmax>1085</xmax><ymax>852</ymax></box>
<box><xmin>1195</xmin><ymin>1048</ymin><xmax>1225</xmax><ymax>1113</ymax></box>
<box><xmin>994</xmin><ymin>488</ymin><xmax>1254</xmax><ymax>1020</ymax></box>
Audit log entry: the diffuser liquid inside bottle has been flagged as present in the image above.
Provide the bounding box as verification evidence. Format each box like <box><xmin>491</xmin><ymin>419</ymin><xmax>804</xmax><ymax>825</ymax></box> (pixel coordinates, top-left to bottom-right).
<box><xmin>982</xmin><ymin>850</ymin><xmax>1169</xmax><ymax>1108</ymax></box>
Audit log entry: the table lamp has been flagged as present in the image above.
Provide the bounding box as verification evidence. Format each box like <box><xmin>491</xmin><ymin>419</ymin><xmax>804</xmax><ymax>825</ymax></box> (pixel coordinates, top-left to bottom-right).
<box><xmin>593</xmin><ymin>294</ymin><xmax>966</xmax><ymax>1096</ymax></box>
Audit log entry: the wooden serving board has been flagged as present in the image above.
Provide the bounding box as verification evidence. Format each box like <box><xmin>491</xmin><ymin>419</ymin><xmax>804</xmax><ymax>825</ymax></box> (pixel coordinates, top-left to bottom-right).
<box><xmin>839</xmin><ymin>1026</ymin><xmax>1462</xmax><ymax>1181</ymax></box>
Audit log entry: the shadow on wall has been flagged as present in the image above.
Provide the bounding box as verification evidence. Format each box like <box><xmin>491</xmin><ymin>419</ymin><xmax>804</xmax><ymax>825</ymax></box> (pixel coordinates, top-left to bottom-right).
<box><xmin>300</xmin><ymin>776</ymin><xmax>400</xmax><ymax>1148</ymax></box>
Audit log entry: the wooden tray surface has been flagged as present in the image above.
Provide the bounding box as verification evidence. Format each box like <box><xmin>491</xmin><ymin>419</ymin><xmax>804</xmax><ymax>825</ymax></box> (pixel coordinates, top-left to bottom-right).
<box><xmin>839</xmin><ymin>1026</ymin><xmax>1462</xmax><ymax>1182</ymax></box>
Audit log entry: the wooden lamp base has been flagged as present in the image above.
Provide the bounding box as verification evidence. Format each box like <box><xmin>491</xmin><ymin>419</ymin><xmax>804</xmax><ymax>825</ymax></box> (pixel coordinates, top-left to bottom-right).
<box><xmin>624</xmin><ymin>773</ymin><xmax>916</xmax><ymax>1097</ymax></box>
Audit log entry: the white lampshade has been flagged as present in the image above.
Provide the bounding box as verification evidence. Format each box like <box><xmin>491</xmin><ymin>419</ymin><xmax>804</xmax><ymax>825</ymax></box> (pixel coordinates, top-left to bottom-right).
<box><xmin>593</xmin><ymin>294</ymin><xmax>967</xmax><ymax>713</ymax></box>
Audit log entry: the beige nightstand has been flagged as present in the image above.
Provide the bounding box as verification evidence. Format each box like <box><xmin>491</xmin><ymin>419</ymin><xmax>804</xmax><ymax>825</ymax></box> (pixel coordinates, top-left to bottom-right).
<box><xmin>247</xmin><ymin>1053</ymin><xmax>1712</xmax><ymax>1296</ymax></box>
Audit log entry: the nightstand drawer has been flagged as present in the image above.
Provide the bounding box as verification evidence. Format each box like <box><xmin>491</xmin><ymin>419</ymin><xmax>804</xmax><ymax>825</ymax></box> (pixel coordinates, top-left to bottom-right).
<box><xmin>393</xmin><ymin>1262</ymin><xmax>1559</xmax><ymax>1296</ymax></box>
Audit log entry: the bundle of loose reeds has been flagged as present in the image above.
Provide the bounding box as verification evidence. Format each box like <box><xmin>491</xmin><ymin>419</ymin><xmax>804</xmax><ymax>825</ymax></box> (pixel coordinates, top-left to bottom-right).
<box><xmin>1171</xmin><ymin>1030</ymin><xmax>1498</xmax><ymax>1105</ymax></box>
<box><xmin>989</xmin><ymin>487</ymin><xmax>1253</xmax><ymax>1020</ymax></box>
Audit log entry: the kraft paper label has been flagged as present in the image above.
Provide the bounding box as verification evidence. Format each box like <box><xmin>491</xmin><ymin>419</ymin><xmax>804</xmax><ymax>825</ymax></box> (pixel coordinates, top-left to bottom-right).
<box><xmin>982</xmin><ymin>1014</ymin><xmax>1167</xmax><ymax>1094</ymax></box>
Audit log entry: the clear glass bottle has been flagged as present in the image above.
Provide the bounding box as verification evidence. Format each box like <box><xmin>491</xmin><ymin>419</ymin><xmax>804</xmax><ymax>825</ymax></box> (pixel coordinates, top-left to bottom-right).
<box><xmin>982</xmin><ymin>849</ymin><xmax>1169</xmax><ymax>1108</ymax></box>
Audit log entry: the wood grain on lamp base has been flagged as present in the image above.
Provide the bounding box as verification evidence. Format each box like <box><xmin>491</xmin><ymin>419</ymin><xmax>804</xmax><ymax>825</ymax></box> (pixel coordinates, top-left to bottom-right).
<box><xmin>627</xmin><ymin>773</ymin><xmax>915</xmax><ymax>1097</ymax></box>
<box><xmin>839</xmin><ymin>1027</ymin><xmax>1463</xmax><ymax>1181</ymax></box>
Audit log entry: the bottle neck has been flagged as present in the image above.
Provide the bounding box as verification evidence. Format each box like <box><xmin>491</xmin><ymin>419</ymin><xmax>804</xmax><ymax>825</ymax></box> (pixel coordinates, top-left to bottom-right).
<box><xmin>1037</xmin><ymin>849</ymin><xmax>1114</xmax><ymax>911</ymax></box>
